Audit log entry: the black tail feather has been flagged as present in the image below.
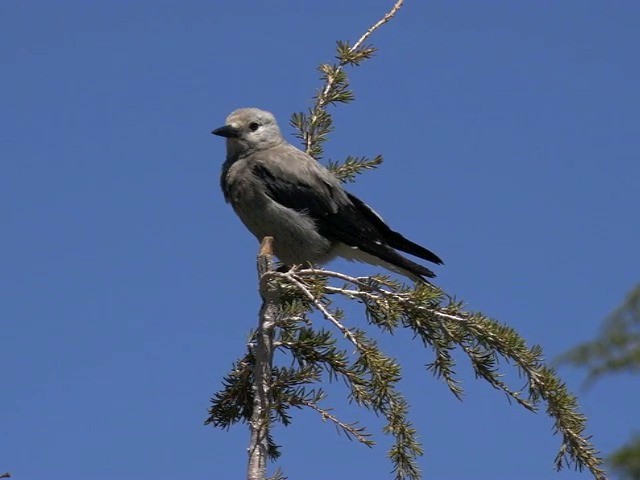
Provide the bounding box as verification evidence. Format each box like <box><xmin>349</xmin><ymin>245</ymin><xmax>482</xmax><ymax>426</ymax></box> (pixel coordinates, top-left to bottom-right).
<box><xmin>385</xmin><ymin>229</ymin><xmax>444</xmax><ymax>265</ymax></box>
<box><xmin>357</xmin><ymin>241</ymin><xmax>437</xmax><ymax>281</ymax></box>
<box><xmin>347</xmin><ymin>192</ymin><xmax>444</xmax><ymax>266</ymax></box>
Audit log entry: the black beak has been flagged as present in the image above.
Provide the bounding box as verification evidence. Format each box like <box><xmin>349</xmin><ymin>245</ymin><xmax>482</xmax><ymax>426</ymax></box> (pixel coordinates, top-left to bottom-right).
<box><xmin>211</xmin><ymin>125</ymin><xmax>241</xmax><ymax>138</ymax></box>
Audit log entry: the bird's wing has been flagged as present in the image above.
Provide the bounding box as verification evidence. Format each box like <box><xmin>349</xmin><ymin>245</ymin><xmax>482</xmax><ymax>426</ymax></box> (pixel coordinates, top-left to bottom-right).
<box><xmin>345</xmin><ymin>193</ymin><xmax>444</xmax><ymax>265</ymax></box>
<box><xmin>252</xmin><ymin>145</ymin><xmax>382</xmax><ymax>241</ymax></box>
<box><xmin>252</xmin><ymin>146</ymin><xmax>440</xmax><ymax>280</ymax></box>
<box><xmin>252</xmin><ymin>159</ymin><xmax>341</xmax><ymax>219</ymax></box>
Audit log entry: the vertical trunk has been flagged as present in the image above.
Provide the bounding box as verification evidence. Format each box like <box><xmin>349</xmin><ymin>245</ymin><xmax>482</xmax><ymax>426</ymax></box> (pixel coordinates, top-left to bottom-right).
<box><xmin>247</xmin><ymin>237</ymin><xmax>277</xmax><ymax>480</ymax></box>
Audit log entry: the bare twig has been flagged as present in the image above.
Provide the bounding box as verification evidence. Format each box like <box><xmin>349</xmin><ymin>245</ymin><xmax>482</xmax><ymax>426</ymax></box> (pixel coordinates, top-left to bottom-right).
<box><xmin>296</xmin><ymin>268</ymin><xmax>376</xmax><ymax>288</ymax></box>
<box><xmin>248</xmin><ymin>237</ymin><xmax>278</xmax><ymax>480</ymax></box>
<box><xmin>265</xmin><ymin>271</ymin><xmax>363</xmax><ymax>350</ymax></box>
<box><xmin>352</xmin><ymin>0</ymin><xmax>404</xmax><ymax>52</ymax></box>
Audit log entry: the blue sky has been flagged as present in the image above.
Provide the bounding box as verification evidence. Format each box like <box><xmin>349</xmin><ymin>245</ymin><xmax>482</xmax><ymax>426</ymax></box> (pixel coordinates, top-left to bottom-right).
<box><xmin>2</xmin><ymin>1</ymin><xmax>639</xmax><ymax>479</ymax></box>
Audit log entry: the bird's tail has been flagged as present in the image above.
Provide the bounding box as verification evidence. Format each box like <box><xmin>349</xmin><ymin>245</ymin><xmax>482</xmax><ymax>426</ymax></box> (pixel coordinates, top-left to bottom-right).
<box><xmin>385</xmin><ymin>229</ymin><xmax>444</xmax><ymax>265</ymax></box>
<box><xmin>336</xmin><ymin>242</ymin><xmax>437</xmax><ymax>283</ymax></box>
<box><xmin>345</xmin><ymin>193</ymin><xmax>443</xmax><ymax>266</ymax></box>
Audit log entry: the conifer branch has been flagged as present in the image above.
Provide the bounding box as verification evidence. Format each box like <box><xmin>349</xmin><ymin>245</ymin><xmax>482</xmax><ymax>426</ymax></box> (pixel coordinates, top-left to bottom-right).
<box><xmin>263</xmin><ymin>270</ymin><xmax>423</xmax><ymax>479</ymax></box>
<box><xmin>265</xmin><ymin>271</ymin><xmax>362</xmax><ymax>350</ymax></box>
<box><xmin>266</xmin><ymin>468</ymin><xmax>287</xmax><ymax>480</ymax></box>
<box><xmin>291</xmin><ymin>0</ymin><xmax>403</xmax><ymax>161</ymax></box>
<box><xmin>317</xmin><ymin>0</ymin><xmax>403</xmax><ymax>118</ymax></box>
<box><xmin>300</xmin><ymin>399</ymin><xmax>375</xmax><ymax>446</ymax></box>
<box><xmin>209</xmin><ymin>2</ymin><xmax>606</xmax><ymax>479</ymax></box>
<box><xmin>285</xmin><ymin>268</ymin><xmax>607</xmax><ymax>480</ymax></box>
<box><xmin>557</xmin><ymin>284</ymin><xmax>640</xmax><ymax>387</ymax></box>
<box><xmin>327</xmin><ymin>155</ymin><xmax>384</xmax><ymax>183</ymax></box>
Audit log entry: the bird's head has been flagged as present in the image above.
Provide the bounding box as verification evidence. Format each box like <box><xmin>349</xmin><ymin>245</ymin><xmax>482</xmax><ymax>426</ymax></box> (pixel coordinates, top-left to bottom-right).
<box><xmin>212</xmin><ymin>108</ymin><xmax>284</xmax><ymax>156</ymax></box>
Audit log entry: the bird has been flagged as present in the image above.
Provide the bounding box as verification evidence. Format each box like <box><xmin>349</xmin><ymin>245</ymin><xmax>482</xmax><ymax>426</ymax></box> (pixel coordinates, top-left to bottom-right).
<box><xmin>211</xmin><ymin>107</ymin><xmax>443</xmax><ymax>283</ymax></box>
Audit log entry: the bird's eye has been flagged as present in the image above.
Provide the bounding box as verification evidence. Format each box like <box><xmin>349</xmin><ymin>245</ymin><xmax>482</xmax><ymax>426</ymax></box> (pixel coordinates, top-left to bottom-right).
<box><xmin>249</xmin><ymin>122</ymin><xmax>260</xmax><ymax>131</ymax></box>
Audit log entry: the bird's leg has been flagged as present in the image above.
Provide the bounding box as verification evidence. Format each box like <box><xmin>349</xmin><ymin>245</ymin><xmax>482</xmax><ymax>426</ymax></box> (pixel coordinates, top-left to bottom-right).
<box><xmin>276</xmin><ymin>263</ymin><xmax>313</xmax><ymax>274</ymax></box>
<box><xmin>275</xmin><ymin>264</ymin><xmax>291</xmax><ymax>273</ymax></box>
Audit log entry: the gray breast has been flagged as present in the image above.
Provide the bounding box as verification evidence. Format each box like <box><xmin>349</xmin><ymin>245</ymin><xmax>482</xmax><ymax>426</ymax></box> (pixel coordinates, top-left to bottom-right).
<box><xmin>222</xmin><ymin>158</ymin><xmax>333</xmax><ymax>265</ymax></box>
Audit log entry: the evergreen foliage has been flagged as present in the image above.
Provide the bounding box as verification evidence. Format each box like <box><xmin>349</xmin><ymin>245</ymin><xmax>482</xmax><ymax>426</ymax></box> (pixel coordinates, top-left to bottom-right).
<box><xmin>207</xmin><ymin>2</ymin><xmax>606</xmax><ymax>479</ymax></box>
<box><xmin>559</xmin><ymin>284</ymin><xmax>640</xmax><ymax>480</ymax></box>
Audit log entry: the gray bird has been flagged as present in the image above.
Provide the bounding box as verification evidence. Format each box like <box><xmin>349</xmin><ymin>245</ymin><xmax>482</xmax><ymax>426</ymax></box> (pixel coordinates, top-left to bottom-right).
<box><xmin>212</xmin><ymin>107</ymin><xmax>443</xmax><ymax>283</ymax></box>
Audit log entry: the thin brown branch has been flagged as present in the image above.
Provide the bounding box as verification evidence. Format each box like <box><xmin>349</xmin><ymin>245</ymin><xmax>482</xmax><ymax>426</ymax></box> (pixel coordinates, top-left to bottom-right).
<box><xmin>265</xmin><ymin>271</ymin><xmax>363</xmax><ymax>350</ymax></box>
<box><xmin>352</xmin><ymin>0</ymin><xmax>404</xmax><ymax>53</ymax></box>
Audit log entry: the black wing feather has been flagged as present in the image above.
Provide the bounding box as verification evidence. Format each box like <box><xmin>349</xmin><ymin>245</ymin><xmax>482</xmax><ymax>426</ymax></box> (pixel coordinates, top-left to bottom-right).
<box><xmin>346</xmin><ymin>193</ymin><xmax>444</xmax><ymax>265</ymax></box>
<box><xmin>253</xmin><ymin>164</ymin><xmax>441</xmax><ymax>279</ymax></box>
<box><xmin>253</xmin><ymin>164</ymin><xmax>338</xmax><ymax>216</ymax></box>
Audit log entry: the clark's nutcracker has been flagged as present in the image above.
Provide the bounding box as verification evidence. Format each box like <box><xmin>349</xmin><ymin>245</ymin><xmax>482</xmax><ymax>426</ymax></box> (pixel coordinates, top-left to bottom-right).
<box><xmin>212</xmin><ymin>108</ymin><xmax>443</xmax><ymax>282</ymax></box>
